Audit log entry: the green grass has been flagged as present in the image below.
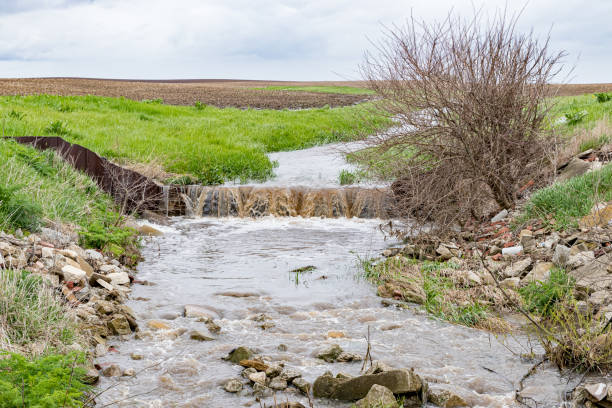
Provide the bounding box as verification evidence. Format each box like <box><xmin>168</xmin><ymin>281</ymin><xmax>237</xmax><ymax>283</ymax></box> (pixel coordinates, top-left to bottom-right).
<box><xmin>0</xmin><ymin>95</ymin><xmax>389</xmax><ymax>184</ymax></box>
<box><xmin>338</xmin><ymin>169</ymin><xmax>360</xmax><ymax>185</ymax></box>
<box><xmin>0</xmin><ymin>351</ymin><xmax>90</xmax><ymax>408</ymax></box>
<box><xmin>519</xmin><ymin>268</ymin><xmax>574</xmax><ymax>316</ymax></box>
<box><xmin>519</xmin><ymin>163</ymin><xmax>612</xmax><ymax>229</ymax></box>
<box><xmin>547</xmin><ymin>94</ymin><xmax>612</xmax><ymax>134</ymax></box>
<box><xmin>256</xmin><ymin>85</ymin><xmax>376</xmax><ymax>95</ymax></box>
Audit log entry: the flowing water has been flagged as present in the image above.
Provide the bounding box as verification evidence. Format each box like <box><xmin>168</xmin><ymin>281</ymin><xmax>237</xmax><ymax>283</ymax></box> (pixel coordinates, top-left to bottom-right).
<box><xmin>97</xmin><ymin>143</ymin><xmax>566</xmax><ymax>408</ymax></box>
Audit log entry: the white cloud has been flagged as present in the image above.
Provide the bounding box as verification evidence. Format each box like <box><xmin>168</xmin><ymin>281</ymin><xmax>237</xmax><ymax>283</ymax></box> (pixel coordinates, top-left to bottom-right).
<box><xmin>0</xmin><ymin>0</ymin><xmax>609</xmax><ymax>82</ymax></box>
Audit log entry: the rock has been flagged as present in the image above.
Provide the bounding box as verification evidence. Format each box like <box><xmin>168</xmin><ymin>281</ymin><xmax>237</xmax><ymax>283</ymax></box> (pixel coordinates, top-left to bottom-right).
<box><xmin>588</xmin><ymin>291</ymin><xmax>610</xmax><ymax>309</ymax></box>
<box><xmin>130</xmin><ymin>353</ymin><xmax>143</xmax><ymax>360</ymax></box>
<box><xmin>94</xmin><ymin>344</ymin><xmax>107</xmax><ymax>357</ymax></box>
<box><xmin>205</xmin><ymin>320</ymin><xmax>221</xmax><ymax>333</ymax></box>
<box><xmin>89</xmin><ymin>272</ymin><xmax>111</xmax><ymax>287</ymax></box>
<box><xmin>519</xmin><ymin>230</ymin><xmax>535</xmax><ymax>250</ymax></box>
<box><xmin>328</xmin><ymin>331</ymin><xmax>346</xmax><ymax>338</ymax></box>
<box><xmin>76</xmin><ymin>257</ymin><xmax>94</xmax><ymax>277</ymax></box>
<box><xmin>99</xmin><ymin>264</ymin><xmax>121</xmax><ymax>274</ymax></box>
<box><xmin>522</xmin><ymin>262</ymin><xmax>554</xmax><ymax>284</ymax></box>
<box><xmin>553</xmin><ymin>244</ymin><xmax>571</xmax><ymax>267</ymax></box>
<box><xmin>94</xmin><ymin>300</ymin><xmax>115</xmax><ymax>315</ymax></box>
<box><xmin>189</xmin><ymin>330</ymin><xmax>215</xmax><ymax>341</ymax></box>
<box><xmin>269</xmin><ymin>377</ymin><xmax>288</xmax><ymax>390</ymax></box>
<box><xmin>108</xmin><ymin>314</ymin><xmax>132</xmax><ymax>335</ymax></box>
<box><xmin>502</xmin><ymin>245</ymin><xmax>523</xmax><ymax>256</ymax></box>
<box><xmin>277</xmin><ymin>403</ymin><xmax>305</xmax><ymax>408</ymax></box>
<box><xmin>102</xmin><ymin>364</ymin><xmax>122</xmax><ymax>377</ymax></box>
<box><xmin>567</xmin><ymin>251</ymin><xmax>595</xmax><ymax>269</ymax></box>
<box><xmin>463</xmin><ymin>270</ymin><xmax>482</xmax><ymax>286</ymax></box>
<box><xmin>60</xmin><ymin>264</ymin><xmax>87</xmax><ymax>284</ymax></box>
<box><xmin>278</xmin><ymin>344</ymin><xmax>288</xmax><ymax>351</ymax></box>
<box><xmin>503</xmin><ymin>258</ymin><xmax>532</xmax><ymax>278</ymax></box>
<box><xmin>239</xmin><ymin>359</ymin><xmax>269</xmax><ymax>371</ymax></box>
<box><xmin>501</xmin><ymin>277</ymin><xmax>520</xmax><ymax>290</ymax></box>
<box><xmin>41</xmin><ymin>247</ymin><xmax>55</xmax><ymax>258</ymax></box>
<box><xmin>584</xmin><ymin>383</ymin><xmax>608</xmax><ymax>402</ymax></box>
<box><xmin>184</xmin><ymin>304</ymin><xmax>217</xmax><ymax>320</ymax></box>
<box><xmin>315</xmin><ymin>369</ymin><xmax>422</xmax><ymax>401</ymax></box>
<box><xmin>265</xmin><ymin>364</ymin><xmax>282</xmax><ymax>378</ymax></box>
<box><xmin>364</xmin><ymin>361</ymin><xmax>393</xmax><ymax>375</ymax></box>
<box><xmin>85</xmin><ymin>249</ymin><xmax>103</xmax><ymax>262</ymax></box>
<box><xmin>579</xmin><ymin>203</ymin><xmax>612</xmax><ymax>228</ymax></box>
<box><xmin>252</xmin><ymin>382</ymin><xmax>272</xmax><ymax>398</ymax></box>
<box><xmin>147</xmin><ymin>320</ymin><xmax>170</xmax><ymax>330</ymax></box>
<box><xmin>106</xmin><ymin>272</ymin><xmax>130</xmax><ymax>286</ymax></box>
<box><xmin>436</xmin><ymin>243</ymin><xmax>461</xmax><ymax>260</ymax></box>
<box><xmin>356</xmin><ymin>384</ymin><xmax>397</xmax><ymax>408</ymax></box>
<box><xmin>571</xmin><ymin>253</ymin><xmax>612</xmax><ymax>293</ymax></box>
<box><xmin>292</xmin><ymin>377</ymin><xmax>311</xmax><ymax>394</ymax></box>
<box><xmin>377</xmin><ymin>281</ymin><xmax>426</xmax><ymax>305</ymax></box>
<box><xmin>248</xmin><ymin>371</ymin><xmax>266</xmax><ymax>385</ymax></box>
<box><xmin>82</xmin><ymin>368</ymin><xmax>100</xmax><ymax>384</ymax></box>
<box><xmin>224</xmin><ymin>347</ymin><xmax>252</xmax><ymax>364</ymax></box>
<box><xmin>223</xmin><ymin>378</ymin><xmax>243</xmax><ymax>393</ymax></box>
<box><xmin>428</xmin><ymin>384</ymin><xmax>469</xmax><ymax>407</ymax></box>
<box><xmin>317</xmin><ymin>344</ymin><xmax>344</xmax><ymax>362</ymax></box>
<box><xmin>559</xmin><ymin>157</ymin><xmax>591</xmax><ymax>181</ymax></box>
<box><xmin>336</xmin><ymin>352</ymin><xmax>363</xmax><ymax>362</ymax></box>
<box><xmin>491</xmin><ymin>209</ymin><xmax>508</xmax><ymax>222</ymax></box>
<box><xmin>122</xmin><ymin>368</ymin><xmax>135</xmax><ymax>377</ymax></box>
<box><xmin>313</xmin><ymin>372</ymin><xmax>345</xmax><ymax>398</ymax></box>
<box><xmin>137</xmin><ymin>224</ymin><xmax>163</xmax><ymax>236</ymax></box>
<box><xmin>279</xmin><ymin>367</ymin><xmax>302</xmax><ymax>382</ymax></box>
<box><xmin>242</xmin><ymin>367</ymin><xmax>257</xmax><ymax>379</ymax></box>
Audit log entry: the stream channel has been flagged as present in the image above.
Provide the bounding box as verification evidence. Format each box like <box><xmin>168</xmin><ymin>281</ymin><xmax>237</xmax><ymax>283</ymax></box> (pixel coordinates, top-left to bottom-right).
<box><xmin>97</xmin><ymin>142</ymin><xmax>566</xmax><ymax>407</ymax></box>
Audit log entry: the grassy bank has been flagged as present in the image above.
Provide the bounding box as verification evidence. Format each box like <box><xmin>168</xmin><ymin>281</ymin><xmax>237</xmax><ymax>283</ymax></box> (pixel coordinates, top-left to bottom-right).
<box><xmin>0</xmin><ymin>94</ymin><xmax>389</xmax><ymax>185</ymax></box>
<box><xmin>256</xmin><ymin>85</ymin><xmax>375</xmax><ymax>95</ymax></box>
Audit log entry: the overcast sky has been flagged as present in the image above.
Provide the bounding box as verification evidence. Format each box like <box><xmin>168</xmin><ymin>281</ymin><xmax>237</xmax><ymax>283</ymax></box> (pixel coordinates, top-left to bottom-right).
<box><xmin>0</xmin><ymin>0</ymin><xmax>609</xmax><ymax>82</ymax></box>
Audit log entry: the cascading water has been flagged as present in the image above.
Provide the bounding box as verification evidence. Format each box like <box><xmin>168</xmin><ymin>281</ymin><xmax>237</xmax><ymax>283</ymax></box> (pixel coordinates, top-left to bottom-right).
<box><xmin>97</xmin><ymin>142</ymin><xmax>565</xmax><ymax>407</ymax></box>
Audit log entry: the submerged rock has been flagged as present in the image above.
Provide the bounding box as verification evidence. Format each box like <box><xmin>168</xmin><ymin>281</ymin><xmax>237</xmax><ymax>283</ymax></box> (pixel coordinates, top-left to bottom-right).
<box><xmin>292</xmin><ymin>377</ymin><xmax>311</xmax><ymax>394</ymax></box>
<box><xmin>428</xmin><ymin>385</ymin><xmax>469</xmax><ymax>407</ymax></box>
<box><xmin>223</xmin><ymin>378</ymin><xmax>243</xmax><ymax>393</ymax></box>
<box><xmin>331</xmin><ymin>369</ymin><xmax>422</xmax><ymax>401</ymax></box>
<box><xmin>224</xmin><ymin>346</ymin><xmax>252</xmax><ymax>364</ymax></box>
<box><xmin>317</xmin><ymin>344</ymin><xmax>344</xmax><ymax>362</ymax></box>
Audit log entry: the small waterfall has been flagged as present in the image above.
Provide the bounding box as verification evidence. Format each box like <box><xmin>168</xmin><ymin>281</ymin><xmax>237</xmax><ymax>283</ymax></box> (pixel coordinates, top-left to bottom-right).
<box><xmin>178</xmin><ymin>186</ymin><xmax>395</xmax><ymax>219</ymax></box>
<box><xmin>162</xmin><ymin>185</ymin><xmax>170</xmax><ymax>216</ymax></box>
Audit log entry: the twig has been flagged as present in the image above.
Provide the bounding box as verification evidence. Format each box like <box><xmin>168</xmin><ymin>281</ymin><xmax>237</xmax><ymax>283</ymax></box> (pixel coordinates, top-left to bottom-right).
<box><xmin>62</xmin><ymin>354</ymin><xmax>79</xmax><ymax>407</ymax></box>
<box><xmin>361</xmin><ymin>325</ymin><xmax>373</xmax><ymax>372</ymax></box>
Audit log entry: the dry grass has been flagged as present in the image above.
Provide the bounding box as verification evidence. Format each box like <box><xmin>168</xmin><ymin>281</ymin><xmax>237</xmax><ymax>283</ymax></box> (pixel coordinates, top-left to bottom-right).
<box><xmin>0</xmin><ymin>78</ymin><xmax>373</xmax><ymax>109</ymax></box>
<box><xmin>0</xmin><ymin>270</ymin><xmax>82</xmax><ymax>356</ymax></box>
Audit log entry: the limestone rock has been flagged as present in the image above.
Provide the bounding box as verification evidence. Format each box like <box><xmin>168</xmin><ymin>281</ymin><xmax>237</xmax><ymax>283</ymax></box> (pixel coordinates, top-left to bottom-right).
<box><xmin>292</xmin><ymin>377</ymin><xmax>311</xmax><ymax>394</ymax></box>
<box><xmin>377</xmin><ymin>281</ymin><xmax>426</xmax><ymax>305</ymax></box>
<box><xmin>224</xmin><ymin>347</ymin><xmax>252</xmax><ymax>364</ymax></box>
<box><xmin>567</xmin><ymin>251</ymin><xmax>595</xmax><ymax>269</ymax></box>
<box><xmin>356</xmin><ymin>384</ymin><xmax>397</xmax><ymax>408</ymax></box>
<box><xmin>571</xmin><ymin>253</ymin><xmax>612</xmax><ymax>292</ymax></box>
<box><xmin>436</xmin><ymin>243</ymin><xmax>461</xmax><ymax>260</ymax></box>
<box><xmin>559</xmin><ymin>157</ymin><xmax>590</xmax><ymax>181</ymax></box>
<box><xmin>147</xmin><ymin>320</ymin><xmax>170</xmax><ymax>330</ymax></box>
<box><xmin>584</xmin><ymin>383</ymin><xmax>608</xmax><ymax>402</ymax></box>
<box><xmin>503</xmin><ymin>258</ymin><xmax>532</xmax><ymax>278</ymax></box>
<box><xmin>106</xmin><ymin>272</ymin><xmax>130</xmax><ymax>286</ymax></box>
<box><xmin>553</xmin><ymin>244</ymin><xmax>571</xmax><ymax>267</ymax></box>
<box><xmin>184</xmin><ymin>304</ymin><xmax>217</xmax><ymax>320</ymax></box>
<box><xmin>336</xmin><ymin>352</ymin><xmax>363</xmax><ymax>362</ymax></box>
<box><xmin>279</xmin><ymin>367</ymin><xmax>302</xmax><ymax>382</ymax></box>
<box><xmin>60</xmin><ymin>264</ymin><xmax>87</xmax><ymax>284</ymax></box>
<box><xmin>491</xmin><ymin>209</ymin><xmax>508</xmax><ymax>222</ymax></box>
<box><xmin>102</xmin><ymin>364</ymin><xmax>122</xmax><ymax>377</ymax></box>
<box><xmin>428</xmin><ymin>385</ymin><xmax>469</xmax><ymax>407</ymax></box>
<box><xmin>83</xmin><ymin>368</ymin><xmax>100</xmax><ymax>384</ymax></box>
<box><xmin>122</xmin><ymin>368</ymin><xmax>135</xmax><ymax>377</ymax></box>
<box><xmin>189</xmin><ymin>330</ymin><xmax>215</xmax><ymax>341</ymax></box>
<box><xmin>108</xmin><ymin>314</ymin><xmax>132</xmax><ymax>335</ymax></box>
<box><xmin>501</xmin><ymin>277</ymin><xmax>520</xmax><ymax>290</ymax></box>
<box><xmin>223</xmin><ymin>378</ymin><xmax>243</xmax><ymax>393</ymax></box>
<box><xmin>317</xmin><ymin>344</ymin><xmax>343</xmax><ymax>362</ymax></box>
<box><xmin>248</xmin><ymin>371</ymin><xmax>266</xmax><ymax>385</ymax></box>
<box><xmin>364</xmin><ymin>361</ymin><xmax>393</xmax><ymax>375</ymax></box>
<box><xmin>137</xmin><ymin>224</ymin><xmax>163</xmax><ymax>236</ymax></box>
<box><xmin>522</xmin><ymin>262</ymin><xmax>554</xmax><ymax>284</ymax></box>
<box><xmin>313</xmin><ymin>372</ymin><xmax>345</xmax><ymax>398</ymax></box>
<box><xmin>269</xmin><ymin>377</ymin><xmax>288</xmax><ymax>390</ymax></box>
<box><xmin>579</xmin><ymin>203</ymin><xmax>612</xmax><ymax>228</ymax></box>
<box><xmin>239</xmin><ymin>359</ymin><xmax>268</xmax><ymax>371</ymax></box>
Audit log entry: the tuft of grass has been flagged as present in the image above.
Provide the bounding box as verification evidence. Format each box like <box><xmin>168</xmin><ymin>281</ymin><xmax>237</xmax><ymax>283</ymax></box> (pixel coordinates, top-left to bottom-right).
<box><xmin>338</xmin><ymin>169</ymin><xmax>359</xmax><ymax>185</ymax></box>
<box><xmin>0</xmin><ymin>270</ymin><xmax>81</xmax><ymax>355</ymax></box>
<box><xmin>519</xmin><ymin>268</ymin><xmax>574</xmax><ymax>315</ymax></box>
<box><xmin>0</xmin><ymin>94</ymin><xmax>390</xmax><ymax>185</ymax></box>
<box><xmin>594</xmin><ymin>92</ymin><xmax>612</xmax><ymax>103</ymax></box>
<box><xmin>519</xmin><ymin>163</ymin><xmax>612</xmax><ymax>229</ymax></box>
<box><xmin>257</xmin><ymin>85</ymin><xmax>375</xmax><ymax>95</ymax></box>
<box><xmin>0</xmin><ymin>351</ymin><xmax>90</xmax><ymax>407</ymax></box>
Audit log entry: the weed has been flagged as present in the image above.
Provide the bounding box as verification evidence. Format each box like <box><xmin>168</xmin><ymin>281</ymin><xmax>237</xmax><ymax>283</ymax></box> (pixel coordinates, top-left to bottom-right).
<box><xmin>0</xmin><ymin>185</ymin><xmax>42</xmax><ymax>231</ymax></box>
<box><xmin>564</xmin><ymin>110</ymin><xmax>587</xmax><ymax>125</ymax></box>
<box><xmin>519</xmin><ymin>268</ymin><xmax>574</xmax><ymax>315</ymax></box>
<box><xmin>290</xmin><ymin>265</ymin><xmax>317</xmax><ymax>273</ymax></box>
<box><xmin>594</xmin><ymin>92</ymin><xmax>612</xmax><ymax>103</ymax></box>
<box><xmin>7</xmin><ymin>110</ymin><xmax>25</xmax><ymax>120</ymax></box>
<box><xmin>579</xmin><ymin>133</ymin><xmax>610</xmax><ymax>152</ymax></box>
<box><xmin>44</xmin><ymin>120</ymin><xmax>70</xmax><ymax>136</ymax></box>
<box><xmin>0</xmin><ymin>351</ymin><xmax>90</xmax><ymax>407</ymax></box>
<box><xmin>194</xmin><ymin>101</ymin><xmax>206</xmax><ymax>110</ymax></box>
<box><xmin>339</xmin><ymin>169</ymin><xmax>358</xmax><ymax>185</ymax></box>
<box><xmin>141</xmin><ymin>98</ymin><xmax>163</xmax><ymax>104</ymax></box>
<box><xmin>166</xmin><ymin>175</ymin><xmax>198</xmax><ymax>185</ymax></box>
<box><xmin>138</xmin><ymin>113</ymin><xmax>152</xmax><ymax>121</ymax></box>
<box><xmin>0</xmin><ymin>270</ymin><xmax>80</xmax><ymax>353</ymax></box>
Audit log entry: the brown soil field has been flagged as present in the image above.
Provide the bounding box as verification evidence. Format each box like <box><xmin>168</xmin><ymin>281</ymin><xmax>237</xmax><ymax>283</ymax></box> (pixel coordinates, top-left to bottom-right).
<box><xmin>0</xmin><ymin>78</ymin><xmax>609</xmax><ymax>109</ymax></box>
<box><xmin>0</xmin><ymin>78</ymin><xmax>372</xmax><ymax>109</ymax></box>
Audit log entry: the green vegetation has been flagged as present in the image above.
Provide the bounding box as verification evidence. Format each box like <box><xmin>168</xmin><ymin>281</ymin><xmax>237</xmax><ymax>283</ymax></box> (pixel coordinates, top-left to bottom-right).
<box><xmin>338</xmin><ymin>169</ymin><xmax>360</xmax><ymax>185</ymax></box>
<box><xmin>0</xmin><ymin>270</ymin><xmax>80</xmax><ymax>354</ymax></box>
<box><xmin>0</xmin><ymin>94</ymin><xmax>389</xmax><ymax>185</ymax></box>
<box><xmin>258</xmin><ymin>85</ymin><xmax>375</xmax><ymax>95</ymax></box>
<box><xmin>360</xmin><ymin>256</ymin><xmax>490</xmax><ymax>328</ymax></box>
<box><xmin>595</xmin><ymin>92</ymin><xmax>612</xmax><ymax>103</ymax></box>
<box><xmin>519</xmin><ymin>163</ymin><xmax>612</xmax><ymax>229</ymax></box>
<box><xmin>548</xmin><ymin>94</ymin><xmax>612</xmax><ymax>134</ymax></box>
<box><xmin>519</xmin><ymin>268</ymin><xmax>574</xmax><ymax>315</ymax></box>
<box><xmin>0</xmin><ymin>352</ymin><xmax>90</xmax><ymax>408</ymax></box>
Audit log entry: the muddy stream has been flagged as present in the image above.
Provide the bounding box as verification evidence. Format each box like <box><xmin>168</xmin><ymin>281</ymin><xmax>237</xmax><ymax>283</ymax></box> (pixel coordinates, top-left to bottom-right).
<box><xmin>98</xmin><ymin>143</ymin><xmax>566</xmax><ymax>407</ymax></box>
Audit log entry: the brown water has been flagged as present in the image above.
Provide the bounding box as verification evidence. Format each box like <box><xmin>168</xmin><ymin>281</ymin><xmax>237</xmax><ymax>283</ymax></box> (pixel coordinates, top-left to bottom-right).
<box><xmin>96</xmin><ymin>144</ymin><xmax>567</xmax><ymax>408</ymax></box>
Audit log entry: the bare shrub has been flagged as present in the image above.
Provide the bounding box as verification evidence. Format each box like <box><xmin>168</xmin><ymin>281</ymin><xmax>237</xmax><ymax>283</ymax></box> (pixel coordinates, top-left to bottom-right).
<box><xmin>361</xmin><ymin>9</ymin><xmax>566</xmax><ymax>236</ymax></box>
